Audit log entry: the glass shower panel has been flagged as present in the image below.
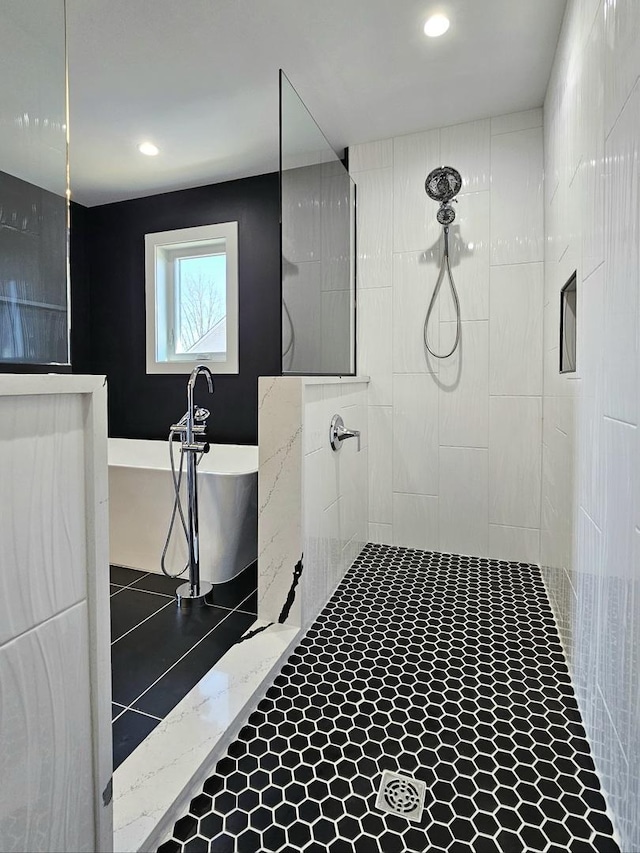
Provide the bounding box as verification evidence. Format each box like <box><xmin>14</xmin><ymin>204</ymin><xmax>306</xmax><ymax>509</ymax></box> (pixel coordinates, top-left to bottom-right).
<box><xmin>0</xmin><ymin>0</ymin><xmax>69</xmax><ymax>368</ymax></box>
<box><xmin>280</xmin><ymin>71</ymin><xmax>355</xmax><ymax>375</ymax></box>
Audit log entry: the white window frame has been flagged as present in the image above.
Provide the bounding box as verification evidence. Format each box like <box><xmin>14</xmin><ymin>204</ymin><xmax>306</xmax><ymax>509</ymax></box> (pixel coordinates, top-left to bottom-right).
<box><xmin>144</xmin><ymin>221</ymin><xmax>239</xmax><ymax>375</ymax></box>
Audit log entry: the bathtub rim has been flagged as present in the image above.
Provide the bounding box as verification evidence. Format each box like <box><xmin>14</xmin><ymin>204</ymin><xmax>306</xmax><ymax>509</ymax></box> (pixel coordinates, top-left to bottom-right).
<box><xmin>108</xmin><ymin>436</ymin><xmax>258</xmax><ymax>477</ymax></box>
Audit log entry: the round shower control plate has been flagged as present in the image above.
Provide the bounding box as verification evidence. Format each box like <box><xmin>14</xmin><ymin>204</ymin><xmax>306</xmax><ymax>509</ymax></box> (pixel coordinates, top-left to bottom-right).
<box><xmin>176</xmin><ymin>580</ymin><xmax>214</xmax><ymax>609</ymax></box>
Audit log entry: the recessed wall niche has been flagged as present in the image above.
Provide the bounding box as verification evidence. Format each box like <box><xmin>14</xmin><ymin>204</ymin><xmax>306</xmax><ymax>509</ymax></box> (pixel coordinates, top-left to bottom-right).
<box><xmin>560</xmin><ymin>271</ymin><xmax>577</xmax><ymax>373</ymax></box>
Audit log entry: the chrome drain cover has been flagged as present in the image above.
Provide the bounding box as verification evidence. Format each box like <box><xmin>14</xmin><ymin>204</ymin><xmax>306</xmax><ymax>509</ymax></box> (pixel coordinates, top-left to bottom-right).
<box><xmin>375</xmin><ymin>770</ymin><xmax>426</xmax><ymax>823</ymax></box>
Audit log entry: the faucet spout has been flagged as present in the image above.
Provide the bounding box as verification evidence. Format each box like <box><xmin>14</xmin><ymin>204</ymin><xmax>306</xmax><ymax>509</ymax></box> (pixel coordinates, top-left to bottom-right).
<box><xmin>188</xmin><ymin>364</ymin><xmax>214</xmax><ymax>395</ymax></box>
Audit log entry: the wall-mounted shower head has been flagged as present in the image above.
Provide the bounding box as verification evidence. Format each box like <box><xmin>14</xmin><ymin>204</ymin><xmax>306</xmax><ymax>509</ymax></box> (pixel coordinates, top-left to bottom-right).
<box><xmin>425</xmin><ymin>166</ymin><xmax>462</xmax><ymax>203</ymax></box>
<box><xmin>426</xmin><ymin>166</ymin><xmax>462</xmax><ymax>227</ymax></box>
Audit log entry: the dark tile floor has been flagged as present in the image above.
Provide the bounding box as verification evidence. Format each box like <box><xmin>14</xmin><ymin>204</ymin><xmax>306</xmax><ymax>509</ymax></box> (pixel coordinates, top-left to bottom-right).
<box><xmin>159</xmin><ymin>545</ymin><xmax>620</xmax><ymax>853</ymax></box>
<box><xmin>110</xmin><ymin>563</ymin><xmax>257</xmax><ymax>769</ymax></box>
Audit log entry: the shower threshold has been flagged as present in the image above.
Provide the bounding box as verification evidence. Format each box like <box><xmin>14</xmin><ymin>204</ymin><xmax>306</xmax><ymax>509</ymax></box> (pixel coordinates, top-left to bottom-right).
<box><xmin>109</xmin><ymin>566</ymin><xmax>300</xmax><ymax>853</ymax></box>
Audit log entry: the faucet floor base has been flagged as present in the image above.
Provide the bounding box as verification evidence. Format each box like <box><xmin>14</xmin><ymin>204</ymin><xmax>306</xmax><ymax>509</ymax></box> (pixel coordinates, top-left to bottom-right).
<box><xmin>175</xmin><ymin>580</ymin><xmax>214</xmax><ymax>609</ymax></box>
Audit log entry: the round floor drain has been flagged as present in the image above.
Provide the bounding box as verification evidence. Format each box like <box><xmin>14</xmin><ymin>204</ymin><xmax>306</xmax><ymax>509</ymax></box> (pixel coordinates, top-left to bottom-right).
<box><xmin>383</xmin><ymin>778</ymin><xmax>421</xmax><ymax>813</ymax></box>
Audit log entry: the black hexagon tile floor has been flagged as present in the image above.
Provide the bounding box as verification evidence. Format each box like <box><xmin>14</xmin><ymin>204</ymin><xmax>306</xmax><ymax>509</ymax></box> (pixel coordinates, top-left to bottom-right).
<box><xmin>158</xmin><ymin>545</ymin><xmax>620</xmax><ymax>853</ymax></box>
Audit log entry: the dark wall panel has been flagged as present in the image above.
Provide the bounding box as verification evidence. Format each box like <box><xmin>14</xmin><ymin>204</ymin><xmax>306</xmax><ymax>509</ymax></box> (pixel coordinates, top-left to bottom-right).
<box><xmin>71</xmin><ymin>173</ymin><xmax>280</xmax><ymax>444</ymax></box>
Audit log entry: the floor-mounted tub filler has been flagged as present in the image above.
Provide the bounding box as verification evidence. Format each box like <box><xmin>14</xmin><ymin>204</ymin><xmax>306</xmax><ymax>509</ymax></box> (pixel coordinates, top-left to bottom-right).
<box><xmin>107</xmin><ymin>366</ymin><xmax>300</xmax><ymax>852</ymax></box>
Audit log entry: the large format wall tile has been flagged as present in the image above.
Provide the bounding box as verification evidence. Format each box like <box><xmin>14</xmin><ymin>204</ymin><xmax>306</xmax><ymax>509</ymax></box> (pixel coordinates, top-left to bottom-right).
<box><xmin>489</xmin><ymin>396</ymin><xmax>542</xmax><ymax>529</ymax></box>
<box><xmin>439</xmin><ymin>119</ymin><xmax>490</xmax><ymax>194</ymax></box>
<box><xmin>600</xmin><ymin>419</ymin><xmax>636</xmax><ymax>741</ymax></box>
<box><xmin>604</xmin><ymin>0</ymin><xmax>640</xmax><ymax>135</ymax></box>
<box><xmin>439</xmin><ymin>320</ymin><xmax>489</xmax><ymax>448</ymax></box>
<box><xmin>490</xmin><ymin>126</ymin><xmax>544</xmax><ymax>265</ymax></box>
<box><xmin>357</xmin><ymin>288</ymin><xmax>392</xmax><ymax>406</ymax></box>
<box><xmin>577</xmin><ymin>263</ymin><xmax>605</xmax><ymax>528</ymax></box>
<box><xmin>0</xmin><ymin>603</ymin><xmax>94</xmax><ymax>853</ymax></box>
<box><xmin>488</xmin><ymin>524</ymin><xmax>540</xmax><ymax>564</ymax></box>
<box><xmin>392</xmin><ymin>373</ymin><xmax>438</xmax><ymax>496</ymax></box>
<box><xmin>392</xmin><ymin>250</ymin><xmax>439</xmax><ymax>374</ymax></box>
<box><xmin>439</xmin><ymin>191</ymin><xmax>490</xmax><ymax>323</ymax></box>
<box><xmin>581</xmin><ymin>7</ymin><xmax>605</xmax><ymax>279</ymax></box>
<box><xmin>489</xmin><ymin>263</ymin><xmax>543</xmax><ymax>396</ymax></box>
<box><xmin>0</xmin><ymin>394</ymin><xmax>87</xmax><ymax>647</ymax></box>
<box><xmin>542</xmin><ymin>4</ymin><xmax>640</xmax><ymax>848</ymax></box>
<box><xmin>439</xmin><ymin>447</ymin><xmax>488</xmax><ymax>557</ymax></box>
<box><xmin>491</xmin><ymin>108</ymin><xmax>543</xmax><ymax>136</ymax></box>
<box><xmin>354</xmin><ymin>109</ymin><xmax>543</xmax><ymax>564</ymax></box>
<box><xmin>603</xmin><ymin>81</ymin><xmax>639</xmax><ymax>427</ymax></box>
<box><xmin>368</xmin><ymin>406</ymin><xmax>392</xmax><ymax>524</ymax></box>
<box><xmin>356</xmin><ymin>167</ymin><xmax>393</xmax><ymax>289</ymax></box>
<box><xmin>349</xmin><ymin>139</ymin><xmax>393</xmax><ymax>173</ymax></box>
<box><xmin>393</xmin><ymin>129</ymin><xmax>440</xmax><ymax>253</ymax></box>
<box><xmin>392</xmin><ymin>492</ymin><xmax>438</xmax><ymax>550</ymax></box>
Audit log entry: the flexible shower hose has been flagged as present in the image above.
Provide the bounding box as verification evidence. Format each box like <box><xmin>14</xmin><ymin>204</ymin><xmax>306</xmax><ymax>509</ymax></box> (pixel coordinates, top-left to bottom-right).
<box><xmin>160</xmin><ymin>429</ymin><xmax>204</xmax><ymax>579</ymax></box>
<box><xmin>423</xmin><ymin>226</ymin><xmax>461</xmax><ymax>359</ymax></box>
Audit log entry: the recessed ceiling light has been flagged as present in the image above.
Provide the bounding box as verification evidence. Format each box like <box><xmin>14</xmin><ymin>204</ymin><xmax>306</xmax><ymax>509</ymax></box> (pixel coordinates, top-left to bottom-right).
<box><xmin>138</xmin><ymin>141</ymin><xmax>159</xmax><ymax>156</ymax></box>
<box><xmin>424</xmin><ymin>13</ymin><xmax>450</xmax><ymax>37</ymax></box>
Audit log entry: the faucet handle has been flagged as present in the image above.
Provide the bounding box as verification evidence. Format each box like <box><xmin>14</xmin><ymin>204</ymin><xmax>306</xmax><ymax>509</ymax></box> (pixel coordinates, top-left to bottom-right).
<box><xmin>330</xmin><ymin>414</ymin><xmax>361</xmax><ymax>452</ymax></box>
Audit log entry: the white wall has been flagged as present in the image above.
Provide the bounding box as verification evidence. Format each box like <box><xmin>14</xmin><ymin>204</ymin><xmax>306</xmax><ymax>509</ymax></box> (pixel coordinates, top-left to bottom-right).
<box><xmin>258</xmin><ymin>377</ymin><xmax>368</xmax><ymax>627</ymax></box>
<box><xmin>303</xmin><ymin>380</ymin><xmax>368</xmax><ymax>625</ymax></box>
<box><xmin>282</xmin><ymin>162</ymin><xmax>354</xmax><ymax>375</ymax></box>
<box><xmin>0</xmin><ymin>377</ymin><xmax>111</xmax><ymax>853</ymax></box>
<box><xmin>542</xmin><ymin>1</ymin><xmax>640</xmax><ymax>849</ymax></box>
<box><xmin>351</xmin><ymin>111</ymin><xmax>544</xmax><ymax>562</ymax></box>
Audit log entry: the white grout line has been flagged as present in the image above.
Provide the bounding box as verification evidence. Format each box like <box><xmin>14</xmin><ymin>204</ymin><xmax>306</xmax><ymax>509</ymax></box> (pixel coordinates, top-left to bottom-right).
<box><xmin>123</xmin><ymin>589</ymin><xmax>257</xmax><ymax>713</ymax></box>
<box><xmin>126</xmin><ymin>707</ymin><xmax>163</xmax><ymax>723</ymax></box>
<box><xmin>111</xmin><ymin>599</ymin><xmax>175</xmax><ymax>645</ymax></box>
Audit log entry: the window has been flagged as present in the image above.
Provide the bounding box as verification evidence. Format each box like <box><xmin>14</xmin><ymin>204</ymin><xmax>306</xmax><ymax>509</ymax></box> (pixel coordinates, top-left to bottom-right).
<box><xmin>145</xmin><ymin>222</ymin><xmax>238</xmax><ymax>374</ymax></box>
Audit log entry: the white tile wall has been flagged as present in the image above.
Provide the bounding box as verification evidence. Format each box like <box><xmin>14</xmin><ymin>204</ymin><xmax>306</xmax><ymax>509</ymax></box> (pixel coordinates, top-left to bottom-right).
<box><xmin>440</xmin><ymin>119</ymin><xmax>491</xmax><ymax>194</ymax></box>
<box><xmin>490</xmin><ymin>126</ymin><xmax>544</xmax><ymax>265</ymax></box>
<box><xmin>439</xmin><ymin>320</ymin><xmax>489</xmax><ymax>449</ymax></box>
<box><xmin>357</xmin><ymin>288</ymin><xmax>392</xmax><ymax>406</ymax></box>
<box><xmin>392</xmin><ymin>373</ymin><xmax>438</xmax><ymax>496</ymax></box>
<box><xmin>259</xmin><ymin>377</ymin><xmax>369</xmax><ymax>630</ymax></box>
<box><xmin>439</xmin><ymin>191</ymin><xmax>490</xmax><ymax>322</ymax></box>
<box><xmin>392</xmin><ymin>492</ymin><xmax>439</xmax><ymax>551</ymax></box>
<box><xmin>489</xmin><ymin>396</ymin><xmax>542</xmax><ymax>529</ymax></box>
<box><xmin>353</xmin><ymin>112</ymin><xmax>544</xmax><ymax>562</ymax></box>
<box><xmin>439</xmin><ymin>447</ymin><xmax>489</xmax><ymax>557</ymax></box>
<box><xmin>542</xmin><ymin>1</ymin><xmax>640</xmax><ymax>847</ymax></box>
<box><xmin>392</xmin><ymin>129</ymin><xmax>440</xmax><ymax>253</ymax></box>
<box><xmin>354</xmin><ymin>168</ymin><xmax>393</xmax><ymax>289</ymax></box>
<box><xmin>489</xmin><ymin>263</ymin><xmax>544</xmax><ymax>396</ymax></box>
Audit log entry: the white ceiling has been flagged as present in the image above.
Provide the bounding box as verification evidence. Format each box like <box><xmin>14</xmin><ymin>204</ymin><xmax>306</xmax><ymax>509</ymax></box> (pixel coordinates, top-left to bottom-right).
<box><xmin>66</xmin><ymin>0</ymin><xmax>566</xmax><ymax>207</ymax></box>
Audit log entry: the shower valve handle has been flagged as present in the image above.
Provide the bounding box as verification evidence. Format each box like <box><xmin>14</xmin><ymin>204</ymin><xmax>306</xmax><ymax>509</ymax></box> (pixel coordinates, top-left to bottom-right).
<box><xmin>330</xmin><ymin>414</ymin><xmax>361</xmax><ymax>452</ymax></box>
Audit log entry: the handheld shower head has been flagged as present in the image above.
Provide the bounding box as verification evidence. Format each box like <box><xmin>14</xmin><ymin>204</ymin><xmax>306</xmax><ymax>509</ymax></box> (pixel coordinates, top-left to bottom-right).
<box><xmin>425</xmin><ymin>166</ymin><xmax>462</xmax><ymax>203</ymax></box>
<box><xmin>426</xmin><ymin>166</ymin><xmax>462</xmax><ymax>227</ymax></box>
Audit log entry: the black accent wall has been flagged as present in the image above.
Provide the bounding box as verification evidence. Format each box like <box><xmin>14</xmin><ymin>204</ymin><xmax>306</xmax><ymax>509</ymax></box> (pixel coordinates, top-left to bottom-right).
<box><xmin>70</xmin><ymin>173</ymin><xmax>280</xmax><ymax>444</ymax></box>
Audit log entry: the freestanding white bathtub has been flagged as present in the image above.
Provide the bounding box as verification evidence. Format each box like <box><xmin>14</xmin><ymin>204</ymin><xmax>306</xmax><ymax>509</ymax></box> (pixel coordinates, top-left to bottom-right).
<box><xmin>108</xmin><ymin>438</ymin><xmax>258</xmax><ymax>584</ymax></box>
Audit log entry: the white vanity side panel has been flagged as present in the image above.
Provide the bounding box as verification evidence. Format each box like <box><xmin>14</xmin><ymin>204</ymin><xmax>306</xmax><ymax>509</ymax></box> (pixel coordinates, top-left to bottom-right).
<box><xmin>0</xmin><ymin>604</ymin><xmax>94</xmax><ymax>853</ymax></box>
<box><xmin>0</xmin><ymin>394</ymin><xmax>86</xmax><ymax>646</ymax></box>
<box><xmin>0</xmin><ymin>376</ymin><xmax>111</xmax><ymax>853</ymax></box>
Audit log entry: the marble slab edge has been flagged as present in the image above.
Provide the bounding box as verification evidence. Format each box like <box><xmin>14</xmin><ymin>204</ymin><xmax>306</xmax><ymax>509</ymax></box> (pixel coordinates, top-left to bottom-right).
<box><xmin>113</xmin><ymin>620</ymin><xmax>301</xmax><ymax>853</ymax></box>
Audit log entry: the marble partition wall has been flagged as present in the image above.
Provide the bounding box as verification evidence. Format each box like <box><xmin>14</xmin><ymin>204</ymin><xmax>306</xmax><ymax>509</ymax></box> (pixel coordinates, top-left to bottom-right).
<box><xmin>258</xmin><ymin>376</ymin><xmax>369</xmax><ymax>628</ymax></box>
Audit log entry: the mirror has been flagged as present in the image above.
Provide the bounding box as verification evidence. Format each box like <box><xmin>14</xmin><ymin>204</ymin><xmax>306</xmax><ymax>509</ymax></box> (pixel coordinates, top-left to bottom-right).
<box><xmin>280</xmin><ymin>71</ymin><xmax>356</xmax><ymax>376</ymax></box>
<box><xmin>0</xmin><ymin>0</ymin><xmax>69</xmax><ymax>369</ymax></box>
